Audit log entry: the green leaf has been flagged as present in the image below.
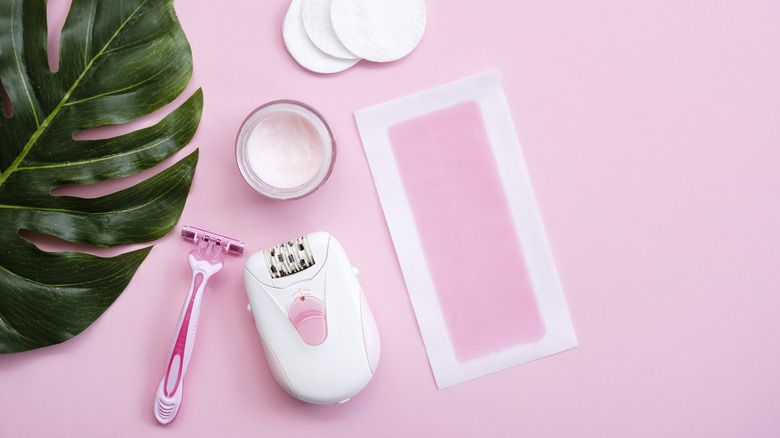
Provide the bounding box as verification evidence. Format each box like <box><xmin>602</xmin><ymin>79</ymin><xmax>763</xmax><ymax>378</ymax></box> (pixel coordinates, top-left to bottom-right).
<box><xmin>0</xmin><ymin>0</ymin><xmax>202</xmax><ymax>353</ymax></box>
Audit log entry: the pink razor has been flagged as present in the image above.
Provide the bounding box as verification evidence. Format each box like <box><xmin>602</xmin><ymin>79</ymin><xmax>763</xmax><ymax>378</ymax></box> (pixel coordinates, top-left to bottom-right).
<box><xmin>154</xmin><ymin>226</ymin><xmax>244</xmax><ymax>425</ymax></box>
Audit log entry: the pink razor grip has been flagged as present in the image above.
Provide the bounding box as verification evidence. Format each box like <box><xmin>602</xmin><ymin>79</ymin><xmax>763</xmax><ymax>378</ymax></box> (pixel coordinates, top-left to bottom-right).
<box><xmin>154</xmin><ymin>249</ymin><xmax>224</xmax><ymax>425</ymax></box>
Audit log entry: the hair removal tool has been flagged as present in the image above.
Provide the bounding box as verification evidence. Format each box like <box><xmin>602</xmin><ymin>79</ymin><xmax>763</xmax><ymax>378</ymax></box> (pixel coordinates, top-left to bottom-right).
<box><xmin>244</xmin><ymin>232</ymin><xmax>380</xmax><ymax>404</ymax></box>
<box><xmin>154</xmin><ymin>226</ymin><xmax>244</xmax><ymax>425</ymax></box>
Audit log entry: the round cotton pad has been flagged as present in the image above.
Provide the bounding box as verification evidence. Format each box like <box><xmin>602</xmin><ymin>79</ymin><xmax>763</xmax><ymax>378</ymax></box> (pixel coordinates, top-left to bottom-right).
<box><xmin>331</xmin><ymin>0</ymin><xmax>427</xmax><ymax>63</ymax></box>
<box><xmin>283</xmin><ymin>0</ymin><xmax>359</xmax><ymax>74</ymax></box>
<box><xmin>302</xmin><ymin>0</ymin><xmax>359</xmax><ymax>60</ymax></box>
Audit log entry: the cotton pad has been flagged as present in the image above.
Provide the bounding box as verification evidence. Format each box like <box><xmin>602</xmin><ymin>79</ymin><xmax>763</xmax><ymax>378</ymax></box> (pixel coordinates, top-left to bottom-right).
<box><xmin>331</xmin><ymin>0</ymin><xmax>427</xmax><ymax>62</ymax></box>
<box><xmin>302</xmin><ymin>0</ymin><xmax>359</xmax><ymax>60</ymax></box>
<box><xmin>283</xmin><ymin>0</ymin><xmax>359</xmax><ymax>74</ymax></box>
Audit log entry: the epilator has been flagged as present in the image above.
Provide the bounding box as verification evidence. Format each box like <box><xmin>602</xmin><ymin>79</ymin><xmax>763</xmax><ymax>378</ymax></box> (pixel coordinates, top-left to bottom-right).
<box><xmin>244</xmin><ymin>232</ymin><xmax>380</xmax><ymax>404</ymax></box>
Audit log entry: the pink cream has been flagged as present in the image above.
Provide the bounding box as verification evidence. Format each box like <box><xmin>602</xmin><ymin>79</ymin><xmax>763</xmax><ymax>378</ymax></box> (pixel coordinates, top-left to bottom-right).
<box><xmin>236</xmin><ymin>100</ymin><xmax>336</xmax><ymax>200</ymax></box>
<box><xmin>246</xmin><ymin>113</ymin><xmax>325</xmax><ymax>189</ymax></box>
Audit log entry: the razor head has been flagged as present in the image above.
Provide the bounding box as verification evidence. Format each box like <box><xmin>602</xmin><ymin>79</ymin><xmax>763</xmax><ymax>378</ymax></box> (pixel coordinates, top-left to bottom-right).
<box><xmin>264</xmin><ymin>235</ymin><xmax>315</xmax><ymax>279</ymax></box>
<box><xmin>181</xmin><ymin>226</ymin><xmax>245</xmax><ymax>256</ymax></box>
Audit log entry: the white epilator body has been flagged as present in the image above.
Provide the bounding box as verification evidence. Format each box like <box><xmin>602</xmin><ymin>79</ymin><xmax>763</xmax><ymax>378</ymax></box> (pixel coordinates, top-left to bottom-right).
<box><xmin>244</xmin><ymin>232</ymin><xmax>380</xmax><ymax>404</ymax></box>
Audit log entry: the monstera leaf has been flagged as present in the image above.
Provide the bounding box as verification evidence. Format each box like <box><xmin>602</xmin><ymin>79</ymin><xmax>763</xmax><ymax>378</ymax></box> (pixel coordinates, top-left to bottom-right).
<box><xmin>0</xmin><ymin>0</ymin><xmax>202</xmax><ymax>353</ymax></box>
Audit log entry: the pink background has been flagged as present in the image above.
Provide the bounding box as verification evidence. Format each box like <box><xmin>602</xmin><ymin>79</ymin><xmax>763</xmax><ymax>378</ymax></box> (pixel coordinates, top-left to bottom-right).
<box><xmin>2</xmin><ymin>0</ymin><xmax>779</xmax><ymax>436</ymax></box>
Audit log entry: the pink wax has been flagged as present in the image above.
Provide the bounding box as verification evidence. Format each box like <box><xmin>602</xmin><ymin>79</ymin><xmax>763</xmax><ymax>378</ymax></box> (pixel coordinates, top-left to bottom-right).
<box><xmin>246</xmin><ymin>113</ymin><xmax>325</xmax><ymax>189</ymax></box>
<box><xmin>388</xmin><ymin>101</ymin><xmax>545</xmax><ymax>362</ymax></box>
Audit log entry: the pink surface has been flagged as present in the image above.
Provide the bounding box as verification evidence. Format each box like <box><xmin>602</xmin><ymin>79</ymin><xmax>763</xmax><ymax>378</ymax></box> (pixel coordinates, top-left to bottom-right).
<box><xmin>388</xmin><ymin>102</ymin><xmax>544</xmax><ymax>362</ymax></box>
<box><xmin>2</xmin><ymin>0</ymin><xmax>779</xmax><ymax>437</ymax></box>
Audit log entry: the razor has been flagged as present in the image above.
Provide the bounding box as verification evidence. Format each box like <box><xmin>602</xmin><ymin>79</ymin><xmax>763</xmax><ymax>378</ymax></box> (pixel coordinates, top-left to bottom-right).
<box><xmin>154</xmin><ymin>226</ymin><xmax>244</xmax><ymax>425</ymax></box>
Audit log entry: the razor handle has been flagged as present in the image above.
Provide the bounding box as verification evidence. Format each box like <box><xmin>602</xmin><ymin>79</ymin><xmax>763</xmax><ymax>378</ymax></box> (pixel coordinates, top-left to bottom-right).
<box><xmin>154</xmin><ymin>249</ymin><xmax>224</xmax><ymax>425</ymax></box>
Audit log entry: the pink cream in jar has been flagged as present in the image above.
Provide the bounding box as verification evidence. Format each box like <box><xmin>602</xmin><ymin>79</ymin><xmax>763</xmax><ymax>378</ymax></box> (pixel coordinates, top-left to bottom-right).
<box><xmin>236</xmin><ymin>100</ymin><xmax>336</xmax><ymax>200</ymax></box>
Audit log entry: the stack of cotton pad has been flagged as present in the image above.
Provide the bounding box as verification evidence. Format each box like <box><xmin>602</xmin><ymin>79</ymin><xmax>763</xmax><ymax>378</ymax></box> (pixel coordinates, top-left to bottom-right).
<box><xmin>283</xmin><ymin>0</ymin><xmax>427</xmax><ymax>74</ymax></box>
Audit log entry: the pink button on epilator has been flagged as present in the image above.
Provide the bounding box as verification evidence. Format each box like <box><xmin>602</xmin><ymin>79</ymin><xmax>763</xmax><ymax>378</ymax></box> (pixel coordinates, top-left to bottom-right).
<box><xmin>288</xmin><ymin>296</ymin><xmax>328</xmax><ymax>346</ymax></box>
